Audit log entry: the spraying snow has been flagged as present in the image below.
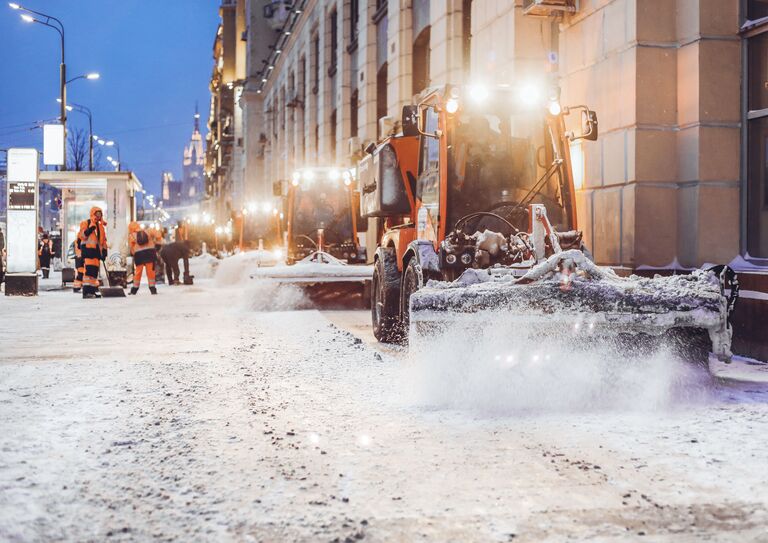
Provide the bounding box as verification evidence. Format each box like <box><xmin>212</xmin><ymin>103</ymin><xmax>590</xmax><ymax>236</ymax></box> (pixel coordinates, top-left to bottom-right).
<box><xmin>244</xmin><ymin>280</ymin><xmax>312</xmax><ymax>311</ymax></box>
<box><xmin>402</xmin><ymin>317</ymin><xmax>714</xmax><ymax>415</ymax></box>
<box><xmin>214</xmin><ymin>250</ymin><xmax>280</xmax><ymax>286</ymax></box>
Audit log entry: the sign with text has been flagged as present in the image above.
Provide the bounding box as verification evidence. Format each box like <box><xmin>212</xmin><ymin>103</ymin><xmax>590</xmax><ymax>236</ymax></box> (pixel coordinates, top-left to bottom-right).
<box><xmin>43</xmin><ymin>124</ymin><xmax>65</xmax><ymax>166</ymax></box>
<box><xmin>6</xmin><ymin>148</ymin><xmax>39</xmax><ymax>274</ymax></box>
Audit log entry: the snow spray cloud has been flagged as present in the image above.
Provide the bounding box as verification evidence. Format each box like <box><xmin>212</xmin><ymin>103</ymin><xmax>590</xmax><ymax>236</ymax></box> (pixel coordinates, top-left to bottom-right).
<box><xmin>243</xmin><ymin>280</ymin><xmax>312</xmax><ymax>312</ymax></box>
<box><xmin>400</xmin><ymin>313</ymin><xmax>713</xmax><ymax>415</ymax></box>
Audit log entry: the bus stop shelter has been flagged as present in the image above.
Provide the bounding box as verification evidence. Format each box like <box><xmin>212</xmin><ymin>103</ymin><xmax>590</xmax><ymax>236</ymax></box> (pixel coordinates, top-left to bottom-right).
<box><xmin>40</xmin><ymin>170</ymin><xmax>143</xmax><ymax>269</ymax></box>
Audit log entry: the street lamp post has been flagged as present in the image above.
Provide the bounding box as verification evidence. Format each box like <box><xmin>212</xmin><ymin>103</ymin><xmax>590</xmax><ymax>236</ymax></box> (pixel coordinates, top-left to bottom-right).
<box><xmin>12</xmin><ymin>3</ymin><xmax>67</xmax><ymax>168</ymax></box>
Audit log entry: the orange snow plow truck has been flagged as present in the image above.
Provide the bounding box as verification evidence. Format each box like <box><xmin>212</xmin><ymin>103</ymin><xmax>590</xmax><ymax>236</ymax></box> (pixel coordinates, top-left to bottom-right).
<box><xmin>359</xmin><ymin>83</ymin><xmax>738</xmax><ymax>363</ymax></box>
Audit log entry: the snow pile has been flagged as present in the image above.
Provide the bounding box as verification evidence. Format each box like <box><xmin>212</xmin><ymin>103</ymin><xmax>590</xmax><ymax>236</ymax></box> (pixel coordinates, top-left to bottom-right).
<box><xmin>402</xmin><ymin>318</ymin><xmax>713</xmax><ymax>414</ymax></box>
<box><xmin>214</xmin><ymin>250</ymin><xmax>281</xmax><ymax>286</ymax></box>
<box><xmin>187</xmin><ymin>253</ymin><xmax>220</xmax><ymax>279</ymax></box>
<box><xmin>412</xmin><ymin>250</ymin><xmax>726</xmax><ymax>334</ymax></box>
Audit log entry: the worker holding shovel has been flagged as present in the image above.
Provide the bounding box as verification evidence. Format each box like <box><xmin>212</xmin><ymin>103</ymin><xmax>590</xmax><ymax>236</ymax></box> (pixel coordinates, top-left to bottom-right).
<box><xmin>78</xmin><ymin>207</ymin><xmax>108</xmax><ymax>299</ymax></box>
<box><xmin>128</xmin><ymin>222</ymin><xmax>158</xmax><ymax>295</ymax></box>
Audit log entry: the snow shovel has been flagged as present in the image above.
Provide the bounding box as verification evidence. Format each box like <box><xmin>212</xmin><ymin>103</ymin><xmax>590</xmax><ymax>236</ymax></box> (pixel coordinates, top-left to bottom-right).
<box><xmin>99</xmin><ymin>261</ymin><xmax>126</xmax><ymax>298</ymax></box>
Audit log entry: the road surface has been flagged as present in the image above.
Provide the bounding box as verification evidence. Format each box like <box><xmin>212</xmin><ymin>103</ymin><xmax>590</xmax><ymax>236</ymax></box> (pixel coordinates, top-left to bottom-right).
<box><xmin>1</xmin><ymin>278</ymin><xmax>767</xmax><ymax>542</ymax></box>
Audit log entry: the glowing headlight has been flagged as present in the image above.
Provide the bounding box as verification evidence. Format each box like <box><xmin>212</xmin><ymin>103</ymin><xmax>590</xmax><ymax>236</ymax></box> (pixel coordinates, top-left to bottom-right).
<box><xmin>468</xmin><ymin>84</ymin><xmax>489</xmax><ymax>103</ymax></box>
<box><xmin>272</xmin><ymin>248</ymin><xmax>283</xmax><ymax>260</ymax></box>
<box><xmin>518</xmin><ymin>83</ymin><xmax>541</xmax><ymax>107</ymax></box>
<box><xmin>262</xmin><ymin>202</ymin><xmax>272</xmax><ymax>213</ymax></box>
<box><xmin>292</xmin><ymin>171</ymin><xmax>300</xmax><ymax>182</ymax></box>
<box><xmin>329</xmin><ymin>168</ymin><xmax>340</xmax><ymax>180</ymax></box>
<box><xmin>302</xmin><ymin>169</ymin><xmax>315</xmax><ymax>181</ymax></box>
<box><xmin>445</xmin><ymin>98</ymin><xmax>459</xmax><ymax>114</ymax></box>
<box><xmin>548</xmin><ymin>101</ymin><xmax>562</xmax><ymax>116</ymax></box>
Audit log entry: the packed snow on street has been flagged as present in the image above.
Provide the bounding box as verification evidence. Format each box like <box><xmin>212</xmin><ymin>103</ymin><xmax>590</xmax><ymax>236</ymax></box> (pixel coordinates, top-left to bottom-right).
<box><xmin>1</xmin><ymin>256</ymin><xmax>768</xmax><ymax>542</ymax></box>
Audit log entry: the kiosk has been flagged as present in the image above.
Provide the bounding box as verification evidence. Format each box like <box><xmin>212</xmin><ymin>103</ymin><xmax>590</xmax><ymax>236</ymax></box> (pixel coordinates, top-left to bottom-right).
<box><xmin>5</xmin><ymin>149</ymin><xmax>39</xmax><ymax>296</ymax></box>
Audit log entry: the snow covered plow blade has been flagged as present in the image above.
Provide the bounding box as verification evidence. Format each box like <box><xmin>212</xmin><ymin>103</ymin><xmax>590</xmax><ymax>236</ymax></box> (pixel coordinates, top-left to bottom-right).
<box><xmin>409</xmin><ymin>250</ymin><xmax>737</xmax><ymax>363</ymax></box>
<box><xmin>250</xmin><ymin>251</ymin><xmax>373</xmax><ymax>308</ymax></box>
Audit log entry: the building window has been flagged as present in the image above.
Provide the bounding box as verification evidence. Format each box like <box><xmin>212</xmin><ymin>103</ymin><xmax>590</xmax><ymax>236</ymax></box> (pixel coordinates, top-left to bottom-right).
<box><xmin>349</xmin><ymin>0</ymin><xmax>360</xmax><ymax>51</ymax></box>
<box><xmin>747</xmin><ymin>29</ymin><xmax>768</xmax><ymax>257</ymax></box>
<box><xmin>312</xmin><ymin>31</ymin><xmax>320</xmax><ymax>94</ymax></box>
<box><xmin>330</xmin><ymin>108</ymin><xmax>337</xmax><ymax>158</ymax></box>
<box><xmin>350</xmin><ymin>88</ymin><xmax>359</xmax><ymax>138</ymax></box>
<box><xmin>299</xmin><ymin>55</ymin><xmax>307</xmax><ymax>104</ymax></box>
<box><xmin>377</xmin><ymin>63</ymin><xmax>388</xmax><ymax>137</ymax></box>
<box><xmin>412</xmin><ymin>27</ymin><xmax>430</xmax><ymax>95</ymax></box>
<box><xmin>748</xmin><ymin>0</ymin><xmax>768</xmax><ymax>20</ymax></box>
<box><xmin>462</xmin><ymin>0</ymin><xmax>472</xmax><ymax>74</ymax></box>
<box><xmin>329</xmin><ymin>8</ymin><xmax>339</xmax><ymax>74</ymax></box>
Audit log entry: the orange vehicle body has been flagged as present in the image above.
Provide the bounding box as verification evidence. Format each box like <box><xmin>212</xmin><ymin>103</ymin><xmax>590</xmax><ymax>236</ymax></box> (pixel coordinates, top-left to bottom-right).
<box><xmin>374</xmin><ymin>86</ymin><xmax>579</xmax><ymax>273</ymax></box>
<box><xmin>364</xmin><ymin>84</ymin><xmax>594</xmax><ymax>342</ymax></box>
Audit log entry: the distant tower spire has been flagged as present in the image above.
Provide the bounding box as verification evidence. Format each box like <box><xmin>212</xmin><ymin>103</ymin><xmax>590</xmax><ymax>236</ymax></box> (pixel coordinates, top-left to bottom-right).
<box><xmin>193</xmin><ymin>101</ymin><xmax>200</xmax><ymax>132</ymax></box>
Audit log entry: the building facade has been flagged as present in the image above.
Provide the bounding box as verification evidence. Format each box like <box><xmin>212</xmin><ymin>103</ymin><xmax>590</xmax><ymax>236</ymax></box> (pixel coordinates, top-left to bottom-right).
<box><xmin>206</xmin><ymin>0</ymin><xmax>768</xmax><ymax>357</ymax></box>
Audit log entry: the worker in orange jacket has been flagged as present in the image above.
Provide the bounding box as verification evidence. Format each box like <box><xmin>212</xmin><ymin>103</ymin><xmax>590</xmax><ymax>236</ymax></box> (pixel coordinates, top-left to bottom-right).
<box><xmin>72</xmin><ymin>228</ymin><xmax>85</xmax><ymax>293</ymax></box>
<box><xmin>128</xmin><ymin>221</ymin><xmax>158</xmax><ymax>295</ymax></box>
<box><xmin>78</xmin><ymin>206</ymin><xmax>108</xmax><ymax>299</ymax></box>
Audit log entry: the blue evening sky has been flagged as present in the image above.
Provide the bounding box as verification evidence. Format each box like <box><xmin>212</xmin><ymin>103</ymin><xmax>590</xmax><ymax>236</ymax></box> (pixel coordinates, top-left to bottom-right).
<box><xmin>0</xmin><ymin>0</ymin><xmax>219</xmax><ymax>196</ymax></box>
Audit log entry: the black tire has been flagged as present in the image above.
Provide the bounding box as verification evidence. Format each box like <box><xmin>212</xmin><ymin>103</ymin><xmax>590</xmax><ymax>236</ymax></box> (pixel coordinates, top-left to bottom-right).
<box><xmin>400</xmin><ymin>257</ymin><xmax>425</xmax><ymax>339</ymax></box>
<box><xmin>372</xmin><ymin>248</ymin><xmax>402</xmax><ymax>343</ymax></box>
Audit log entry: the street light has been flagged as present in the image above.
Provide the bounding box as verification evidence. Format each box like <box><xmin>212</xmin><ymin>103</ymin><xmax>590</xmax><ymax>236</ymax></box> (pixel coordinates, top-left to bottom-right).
<box><xmin>93</xmin><ymin>135</ymin><xmax>121</xmax><ymax>171</ymax></box>
<box><xmin>65</xmin><ymin>72</ymin><xmax>99</xmax><ymax>84</ymax></box>
<box><xmin>11</xmin><ymin>3</ymin><xmax>67</xmax><ymax>168</ymax></box>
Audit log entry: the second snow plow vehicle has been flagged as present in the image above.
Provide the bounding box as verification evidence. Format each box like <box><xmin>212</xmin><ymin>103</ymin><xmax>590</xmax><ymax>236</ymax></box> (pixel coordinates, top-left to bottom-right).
<box><xmin>363</xmin><ymin>84</ymin><xmax>737</xmax><ymax>362</ymax></box>
<box><xmin>252</xmin><ymin>166</ymin><xmax>372</xmax><ymax>306</ymax></box>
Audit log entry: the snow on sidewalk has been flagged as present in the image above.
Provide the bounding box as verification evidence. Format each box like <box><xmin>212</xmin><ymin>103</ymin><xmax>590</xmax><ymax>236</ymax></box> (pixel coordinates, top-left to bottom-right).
<box><xmin>1</xmin><ymin>281</ymin><xmax>768</xmax><ymax>541</ymax></box>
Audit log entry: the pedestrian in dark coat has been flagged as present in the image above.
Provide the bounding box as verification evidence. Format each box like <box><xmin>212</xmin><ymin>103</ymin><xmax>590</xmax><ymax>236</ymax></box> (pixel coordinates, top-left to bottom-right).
<box><xmin>160</xmin><ymin>241</ymin><xmax>191</xmax><ymax>285</ymax></box>
<box><xmin>38</xmin><ymin>234</ymin><xmax>54</xmax><ymax>279</ymax></box>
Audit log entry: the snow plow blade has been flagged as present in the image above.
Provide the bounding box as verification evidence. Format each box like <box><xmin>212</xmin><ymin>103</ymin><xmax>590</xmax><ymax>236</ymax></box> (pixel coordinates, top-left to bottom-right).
<box><xmin>409</xmin><ymin>250</ymin><xmax>735</xmax><ymax>362</ymax></box>
<box><xmin>250</xmin><ymin>251</ymin><xmax>373</xmax><ymax>308</ymax></box>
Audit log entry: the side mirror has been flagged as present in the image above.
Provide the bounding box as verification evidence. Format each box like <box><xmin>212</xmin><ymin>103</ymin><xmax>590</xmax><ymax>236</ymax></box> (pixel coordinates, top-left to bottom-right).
<box><xmin>402</xmin><ymin>105</ymin><xmax>419</xmax><ymax>137</ymax></box>
<box><xmin>582</xmin><ymin>110</ymin><xmax>598</xmax><ymax>141</ymax></box>
<box><xmin>364</xmin><ymin>142</ymin><xmax>376</xmax><ymax>155</ymax></box>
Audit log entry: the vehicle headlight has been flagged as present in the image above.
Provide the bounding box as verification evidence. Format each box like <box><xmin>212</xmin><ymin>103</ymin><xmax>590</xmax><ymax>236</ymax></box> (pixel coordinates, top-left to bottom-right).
<box><xmin>548</xmin><ymin>101</ymin><xmax>562</xmax><ymax>116</ymax></box>
<box><xmin>272</xmin><ymin>248</ymin><xmax>283</xmax><ymax>260</ymax></box>
<box><xmin>445</xmin><ymin>98</ymin><xmax>459</xmax><ymax>114</ymax></box>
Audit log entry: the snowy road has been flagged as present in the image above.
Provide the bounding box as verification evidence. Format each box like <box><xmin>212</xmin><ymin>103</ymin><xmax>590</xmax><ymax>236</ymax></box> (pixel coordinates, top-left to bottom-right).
<box><xmin>1</xmin><ymin>279</ymin><xmax>768</xmax><ymax>542</ymax></box>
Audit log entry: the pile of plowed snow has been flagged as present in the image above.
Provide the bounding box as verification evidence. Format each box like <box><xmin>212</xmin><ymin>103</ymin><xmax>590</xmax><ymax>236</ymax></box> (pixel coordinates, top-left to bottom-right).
<box><xmin>188</xmin><ymin>253</ymin><xmax>220</xmax><ymax>279</ymax></box>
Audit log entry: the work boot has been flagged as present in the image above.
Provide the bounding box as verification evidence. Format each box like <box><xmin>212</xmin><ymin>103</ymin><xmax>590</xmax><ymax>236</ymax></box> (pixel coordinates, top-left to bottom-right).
<box><xmin>129</xmin><ymin>287</ymin><xmax>138</xmax><ymax>295</ymax></box>
<box><xmin>73</xmin><ymin>287</ymin><xmax>81</xmax><ymax>293</ymax></box>
<box><xmin>83</xmin><ymin>292</ymin><xmax>95</xmax><ymax>299</ymax></box>
<box><xmin>149</xmin><ymin>286</ymin><xmax>158</xmax><ymax>295</ymax></box>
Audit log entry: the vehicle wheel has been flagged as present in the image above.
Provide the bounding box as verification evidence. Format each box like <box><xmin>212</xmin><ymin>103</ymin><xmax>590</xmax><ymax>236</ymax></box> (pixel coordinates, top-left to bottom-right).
<box><xmin>400</xmin><ymin>257</ymin><xmax>425</xmax><ymax>339</ymax></box>
<box><xmin>372</xmin><ymin>248</ymin><xmax>402</xmax><ymax>343</ymax></box>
